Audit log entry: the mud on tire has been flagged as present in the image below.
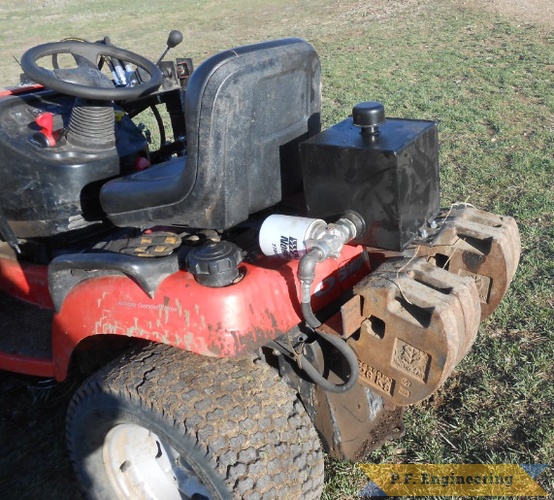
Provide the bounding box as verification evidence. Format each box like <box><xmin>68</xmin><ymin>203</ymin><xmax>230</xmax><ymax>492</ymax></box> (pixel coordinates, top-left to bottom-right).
<box><xmin>66</xmin><ymin>343</ymin><xmax>324</xmax><ymax>499</ymax></box>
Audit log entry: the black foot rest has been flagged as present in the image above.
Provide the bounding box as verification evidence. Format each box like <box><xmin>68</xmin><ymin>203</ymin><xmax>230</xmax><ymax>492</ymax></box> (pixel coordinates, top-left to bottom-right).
<box><xmin>119</xmin><ymin>232</ymin><xmax>182</xmax><ymax>257</ymax></box>
<box><xmin>95</xmin><ymin>230</ymin><xmax>182</xmax><ymax>257</ymax></box>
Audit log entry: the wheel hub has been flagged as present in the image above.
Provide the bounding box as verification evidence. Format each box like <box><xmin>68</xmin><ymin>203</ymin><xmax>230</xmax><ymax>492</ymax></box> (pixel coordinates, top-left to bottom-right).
<box><xmin>103</xmin><ymin>423</ymin><xmax>210</xmax><ymax>500</ymax></box>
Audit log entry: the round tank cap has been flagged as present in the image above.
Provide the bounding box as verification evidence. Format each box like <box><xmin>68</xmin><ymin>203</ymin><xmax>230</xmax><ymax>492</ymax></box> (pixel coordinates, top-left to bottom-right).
<box><xmin>352</xmin><ymin>101</ymin><xmax>386</xmax><ymax>133</ymax></box>
<box><xmin>186</xmin><ymin>241</ymin><xmax>243</xmax><ymax>287</ymax></box>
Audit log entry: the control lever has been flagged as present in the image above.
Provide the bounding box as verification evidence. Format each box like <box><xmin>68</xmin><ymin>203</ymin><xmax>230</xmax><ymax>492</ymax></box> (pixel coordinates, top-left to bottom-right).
<box><xmin>34</xmin><ymin>112</ymin><xmax>56</xmax><ymax>147</ymax></box>
<box><xmin>156</xmin><ymin>30</ymin><xmax>183</xmax><ymax>65</ymax></box>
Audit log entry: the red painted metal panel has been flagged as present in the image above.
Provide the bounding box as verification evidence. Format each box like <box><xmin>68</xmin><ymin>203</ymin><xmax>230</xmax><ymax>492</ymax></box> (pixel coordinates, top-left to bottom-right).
<box><xmin>0</xmin><ymin>246</ymin><xmax>370</xmax><ymax>380</ymax></box>
<box><xmin>0</xmin><ymin>257</ymin><xmax>53</xmax><ymax>308</ymax></box>
<box><xmin>52</xmin><ymin>246</ymin><xmax>369</xmax><ymax>379</ymax></box>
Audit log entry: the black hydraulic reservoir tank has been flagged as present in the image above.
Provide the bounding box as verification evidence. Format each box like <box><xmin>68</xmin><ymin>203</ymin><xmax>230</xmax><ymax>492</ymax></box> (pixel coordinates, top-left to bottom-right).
<box><xmin>299</xmin><ymin>102</ymin><xmax>440</xmax><ymax>251</ymax></box>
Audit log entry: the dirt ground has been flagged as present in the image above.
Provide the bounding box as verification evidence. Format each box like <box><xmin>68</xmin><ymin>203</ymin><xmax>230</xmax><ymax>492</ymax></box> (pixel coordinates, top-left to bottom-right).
<box><xmin>463</xmin><ymin>0</ymin><xmax>554</xmax><ymax>28</ymax></box>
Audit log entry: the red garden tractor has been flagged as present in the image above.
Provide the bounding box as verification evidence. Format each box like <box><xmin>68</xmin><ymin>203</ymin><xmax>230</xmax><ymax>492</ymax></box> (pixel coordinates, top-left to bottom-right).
<box><xmin>0</xmin><ymin>32</ymin><xmax>520</xmax><ymax>498</ymax></box>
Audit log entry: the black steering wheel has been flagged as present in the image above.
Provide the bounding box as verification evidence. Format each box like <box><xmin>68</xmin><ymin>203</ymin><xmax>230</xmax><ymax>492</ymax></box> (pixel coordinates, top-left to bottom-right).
<box><xmin>20</xmin><ymin>41</ymin><xmax>163</xmax><ymax>101</ymax></box>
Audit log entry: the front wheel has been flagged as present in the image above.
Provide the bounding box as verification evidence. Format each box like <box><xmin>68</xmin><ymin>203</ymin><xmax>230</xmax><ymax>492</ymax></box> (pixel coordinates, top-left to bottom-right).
<box><xmin>66</xmin><ymin>344</ymin><xmax>324</xmax><ymax>499</ymax></box>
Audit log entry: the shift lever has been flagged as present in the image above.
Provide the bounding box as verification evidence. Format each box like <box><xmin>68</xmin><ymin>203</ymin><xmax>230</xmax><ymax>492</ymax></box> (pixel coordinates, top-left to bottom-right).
<box><xmin>156</xmin><ymin>30</ymin><xmax>184</xmax><ymax>65</ymax></box>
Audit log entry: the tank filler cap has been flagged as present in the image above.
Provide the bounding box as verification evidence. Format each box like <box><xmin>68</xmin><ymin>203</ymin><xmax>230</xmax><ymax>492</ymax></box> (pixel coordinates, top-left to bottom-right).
<box><xmin>352</xmin><ymin>101</ymin><xmax>385</xmax><ymax>136</ymax></box>
<box><xmin>186</xmin><ymin>241</ymin><xmax>243</xmax><ymax>287</ymax></box>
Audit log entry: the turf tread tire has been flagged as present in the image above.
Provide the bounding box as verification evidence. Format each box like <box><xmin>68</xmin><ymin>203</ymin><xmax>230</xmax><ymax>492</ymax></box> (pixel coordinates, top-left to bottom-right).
<box><xmin>66</xmin><ymin>343</ymin><xmax>324</xmax><ymax>499</ymax></box>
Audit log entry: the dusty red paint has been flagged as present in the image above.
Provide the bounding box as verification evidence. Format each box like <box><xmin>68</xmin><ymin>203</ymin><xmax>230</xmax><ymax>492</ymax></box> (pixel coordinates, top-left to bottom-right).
<box><xmin>0</xmin><ymin>245</ymin><xmax>370</xmax><ymax>380</ymax></box>
<box><xmin>0</xmin><ymin>256</ymin><xmax>52</xmax><ymax>307</ymax></box>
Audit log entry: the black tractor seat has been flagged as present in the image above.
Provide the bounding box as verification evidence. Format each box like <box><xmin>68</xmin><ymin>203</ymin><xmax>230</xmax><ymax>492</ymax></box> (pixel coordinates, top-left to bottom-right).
<box><xmin>100</xmin><ymin>155</ymin><xmax>195</xmax><ymax>214</ymax></box>
<box><xmin>100</xmin><ymin>37</ymin><xmax>322</xmax><ymax>230</ymax></box>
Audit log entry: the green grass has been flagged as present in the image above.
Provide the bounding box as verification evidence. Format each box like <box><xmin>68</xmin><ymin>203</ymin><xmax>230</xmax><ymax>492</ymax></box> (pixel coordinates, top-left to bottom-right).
<box><xmin>313</xmin><ymin>5</ymin><xmax>554</xmax><ymax>498</ymax></box>
<box><xmin>0</xmin><ymin>1</ymin><xmax>552</xmax><ymax>498</ymax></box>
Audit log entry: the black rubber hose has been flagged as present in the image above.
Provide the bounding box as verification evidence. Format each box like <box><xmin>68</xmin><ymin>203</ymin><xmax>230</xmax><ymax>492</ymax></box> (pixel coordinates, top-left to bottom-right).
<box><xmin>301</xmin><ymin>301</ymin><xmax>321</xmax><ymax>329</ymax></box>
<box><xmin>300</xmin><ymin>331</ymin><xmax>359</xmax><ymax>393</ymax></box>
<box><xmin>268</xmin><ymin>332</ymin><xmax>359</xmax><ymax>393</ymax></box>
<box><xmin>298</xmin><ymin>248</ymin><xmax>324</xmax><ymax>329</ymax></box>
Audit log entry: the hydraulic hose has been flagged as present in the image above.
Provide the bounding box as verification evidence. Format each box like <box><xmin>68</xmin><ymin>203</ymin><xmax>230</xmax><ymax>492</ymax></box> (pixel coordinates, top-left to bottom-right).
<box><xmin>298</xmin><ymin>212</ymin><xmax>365</xmax><ymax>329</ymax></box>
<box><xmin>298</xmin><ymin>247</ymin><xmax>324</xmax><ymax>329</ymax></box>
<box><xmin>300</xmin><ymin>331</ymin><xmax>359</xmax><ymax>393</ymax></box>
<box><xmin>301</xmin><ymin>302</ymin><xmax>321</xmax><ymax>329</ymax></box>
<box><xmin>260</xmin><ymin>211</ymin><xmax>366</xmax><ymax>392</ymax></box>
<box><xmin>268</xmin><ymin>331</ymin><xmax>359</xmax><ymax>393</ymax></box>
<box><xmin>297</xmin><ymin>246</ymin><xmax>360</xmax><ymax>392</ymax></box>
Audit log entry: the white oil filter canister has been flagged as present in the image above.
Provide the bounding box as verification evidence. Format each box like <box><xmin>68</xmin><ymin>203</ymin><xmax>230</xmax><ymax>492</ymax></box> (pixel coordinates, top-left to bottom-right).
<box><xmin>259</xmin><ymin>214</ymin><xmax>326</xmax><ymax>259</ymax></box>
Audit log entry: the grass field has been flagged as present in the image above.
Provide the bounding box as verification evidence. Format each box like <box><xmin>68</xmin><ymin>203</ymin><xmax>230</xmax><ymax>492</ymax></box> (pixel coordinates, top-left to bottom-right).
<box><xmin>0</xmin><ymin>0</ymin><xmax>552</xmax><ymax>498</ymax></box>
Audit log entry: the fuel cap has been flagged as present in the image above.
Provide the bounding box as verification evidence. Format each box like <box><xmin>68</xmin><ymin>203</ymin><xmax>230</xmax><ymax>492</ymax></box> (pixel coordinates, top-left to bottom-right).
<box><xmin>186</xmin><ymin>241</ymin><xmax>243</xmax><ymax>287</ymax></box>
<box><xmin>352</xmin><ymin>101</ymin><xmax>385</xmax><ymax>136</ymax></box>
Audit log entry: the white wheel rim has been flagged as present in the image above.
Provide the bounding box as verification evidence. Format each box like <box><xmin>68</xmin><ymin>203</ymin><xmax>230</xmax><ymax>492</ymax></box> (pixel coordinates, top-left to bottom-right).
<box><xmin>103</xmin><ymin>423</ymin><xmax>211</xmax><ymax>499</ymax></box>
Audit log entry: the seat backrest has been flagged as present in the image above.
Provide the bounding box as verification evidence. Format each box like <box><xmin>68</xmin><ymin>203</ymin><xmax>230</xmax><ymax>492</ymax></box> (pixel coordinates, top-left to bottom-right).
<box><xmin>102</xmin><ymin>38</ymin><xmax>321</xmax><ymax>229</ymax></box>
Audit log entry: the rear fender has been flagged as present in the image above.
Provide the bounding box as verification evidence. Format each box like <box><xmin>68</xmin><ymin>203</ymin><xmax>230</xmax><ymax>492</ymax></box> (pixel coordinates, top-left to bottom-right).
<box><xmin>51</xmin><ymin>245</ymin><xmax>370</xmax><ymax>379</ymax></box>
